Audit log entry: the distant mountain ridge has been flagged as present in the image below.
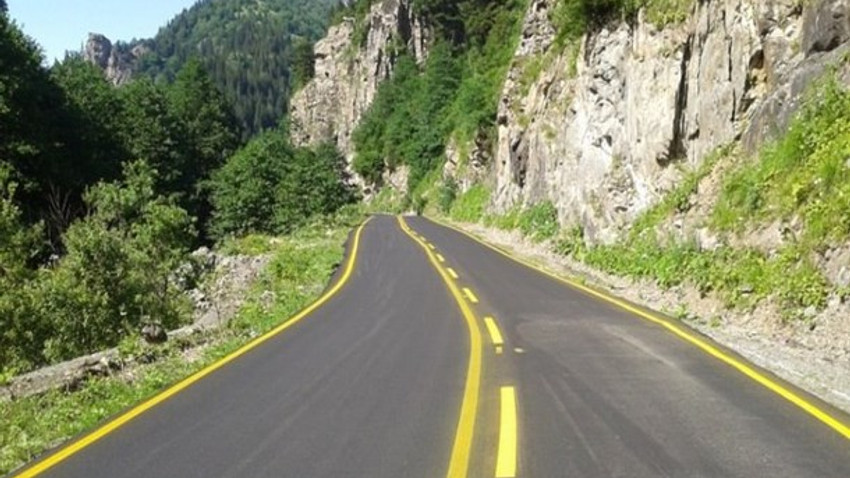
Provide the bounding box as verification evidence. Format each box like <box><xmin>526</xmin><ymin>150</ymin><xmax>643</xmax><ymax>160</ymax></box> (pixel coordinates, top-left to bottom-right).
<box><xmin>85</xmin><ymin>0</ymin><xmax>339</xmax><ymax>135</ymax></box>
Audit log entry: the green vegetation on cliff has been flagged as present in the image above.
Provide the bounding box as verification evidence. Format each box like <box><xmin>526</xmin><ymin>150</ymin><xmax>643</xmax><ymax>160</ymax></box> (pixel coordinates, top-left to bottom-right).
<box><xmin>461</xmin><ymin>74</ymin><xmax>850</xmax><ymax>321</ymax></box>
<box><xmin>352</xmin><ymin>0</ymin><xmax>527</xmax><ymax>191</ymax></box>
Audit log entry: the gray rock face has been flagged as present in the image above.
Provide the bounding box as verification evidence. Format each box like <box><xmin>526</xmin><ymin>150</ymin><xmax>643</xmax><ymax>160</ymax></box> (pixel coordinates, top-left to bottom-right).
<box><xmin>83</xmin><ymin>33</ymin><xmax>147</xmax><ymax>85</ymax></box>
<box><xmin>289</xmin><ymin>0</ymin><xmax>430</xmax><ymax>173</ymax></box>
<box><xmin>802</xmin><ymin>0</ymin><xmax>850</xmax><ymax>55</ymax></box>
<box><xmin>488</xmin><ymin>0</ymin><xmax>845</xmax><ymax>245</ymax></box>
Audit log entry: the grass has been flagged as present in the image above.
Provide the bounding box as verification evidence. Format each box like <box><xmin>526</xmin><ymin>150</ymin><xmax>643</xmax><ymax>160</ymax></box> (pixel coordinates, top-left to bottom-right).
<box><xmin>450</xmin><ymin>184</ymin><xmax>491</xmax><ymax>223</ymax></box>
<box><xmin>517</xmin><ymin>201</ymin><xmax>560</xmax><ymax>242</ymax></box>
<box><xmin>0</xmin><ymin>214</ymin><xmax>360</xmax><ymax>475</ymax></box>
<box><xmin>554</xmin><ymin>76</ymin><xmax>850</xmax><ymax>319</ymax></box>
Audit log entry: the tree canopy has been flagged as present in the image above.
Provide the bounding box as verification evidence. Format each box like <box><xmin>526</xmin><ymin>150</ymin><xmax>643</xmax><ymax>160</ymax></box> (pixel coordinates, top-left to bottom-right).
<box><xmin>134</xmin><ymin>0</ymin><xmax>339</xmax><ymax>136</ymax></box>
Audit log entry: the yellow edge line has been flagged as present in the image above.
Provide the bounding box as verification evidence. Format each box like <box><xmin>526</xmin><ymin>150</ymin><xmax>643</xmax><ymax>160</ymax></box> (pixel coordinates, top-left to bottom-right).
<box><xmin>463</xmin><ymin>288</ymin><xmax>480</xmax><ymax>304</ymax></box>
<box><xmin>447</xmin><ymin>268</ymin><xmax>459</xmax><ymax>280</ymax></box>
<box><xmin>17</xmin><ymin>218</ymin><xmax>373</xmax><ymax>478</ymax></box>
<box><xmin>428</xmin><ymin>216</ymin><xmax>850</xmax><ymax>441</ymax></box>
<box><xmin>496</xmin><ymin>387</ymin><xmax>518</xmax><ymax>478</ymax></box>
<box><xmin>483</xmin><ymin>317</ymin><xmax>504</xmax><ymax>347</ymax></box>
<box><xmin>398</xmin><ymin>216</ymin><xmax>482</xmax><ymax>478</ymax></box>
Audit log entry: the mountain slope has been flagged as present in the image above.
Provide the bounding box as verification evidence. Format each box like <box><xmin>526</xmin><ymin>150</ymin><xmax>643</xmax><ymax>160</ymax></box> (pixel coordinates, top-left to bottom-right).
<box><xmin>136</xmin><ymin>0</ymin><xmax>338</xmax><ymax>135</ymax></box>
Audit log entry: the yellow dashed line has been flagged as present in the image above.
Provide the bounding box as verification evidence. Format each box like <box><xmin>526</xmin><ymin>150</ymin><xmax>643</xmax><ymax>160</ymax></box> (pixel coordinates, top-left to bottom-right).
<box><xmin>463</xmin><ymin>288</ymin><xmax>479</xmax><ymax>304</ymax></box>
<box><xmin>483</xmin><ymin>317</ymin><xmax>504</xmax><ymax>348</ymax></box>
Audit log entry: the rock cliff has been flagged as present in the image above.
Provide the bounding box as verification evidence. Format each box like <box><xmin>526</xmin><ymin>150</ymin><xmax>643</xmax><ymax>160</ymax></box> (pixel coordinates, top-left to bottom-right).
<box><xmin>83</xmin><ymin>33</ymin><xmax>148</xmax><ymax>85</ymax></box>
<box><xmin>490</xmin><ymin>0</ymin><xmax>850</xmax><ymax>244</ymax></box>
<box><xmin>291</xmin><ymin>0</ymin><xmax>850</xmax><ymax>230</ymax></box>
<box><xmin>289</xmin><ymin>0</ymin><xmax>430</xmax><ymax>164</ymax></box>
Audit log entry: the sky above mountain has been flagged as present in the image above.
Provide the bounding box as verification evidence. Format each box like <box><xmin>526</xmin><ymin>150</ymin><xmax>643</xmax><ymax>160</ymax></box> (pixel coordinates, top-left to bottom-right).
<box><xmin>8</xmin><ymin>0</ymin><xmax>197</xmax><ymax>63</ymax></box>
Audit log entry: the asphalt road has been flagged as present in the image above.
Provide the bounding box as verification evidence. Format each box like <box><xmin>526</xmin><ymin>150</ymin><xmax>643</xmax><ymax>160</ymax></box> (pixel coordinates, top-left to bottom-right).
<box><xmin>15</xmin><ymin>214</ymin><xmax>850</xmax><ymax>478</ymax></box>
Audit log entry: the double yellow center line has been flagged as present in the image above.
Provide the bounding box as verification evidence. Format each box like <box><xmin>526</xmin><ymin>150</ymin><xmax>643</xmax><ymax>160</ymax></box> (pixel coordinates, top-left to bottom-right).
<box><xmin>399</xmin><ymin>217</ymin><xmax>517</xmax><ymax>478</ymax></box>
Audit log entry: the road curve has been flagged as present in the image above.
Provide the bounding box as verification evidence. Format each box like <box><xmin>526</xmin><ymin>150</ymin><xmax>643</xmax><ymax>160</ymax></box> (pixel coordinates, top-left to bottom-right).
<box><xmin>14</xmin><ymin>215</ymin><xmax>470</xmax><ymax>478</ymax></box>
<box><xmin>14</xmin><ymin>214</ymin><xmax>850</xmax><ymax>478</ymax></box>
<box><xmin>405</xmin><ymin>215</ymin><xmax>850</xmax><ymax>478</ymax></box>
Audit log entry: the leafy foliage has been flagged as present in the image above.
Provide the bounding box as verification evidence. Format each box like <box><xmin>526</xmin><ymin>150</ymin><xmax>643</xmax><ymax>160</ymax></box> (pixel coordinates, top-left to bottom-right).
<box><xmin>517</xmin><ymin>201</ymin><xmax>560</xmax><ymax>242</ymax></box>
<box><xmin>550</xmin><ymin>0</ymin><xmax>692</xmax><ymax>45</ymax></box>
<box><xmin>1</xmin><ymin>163</ymin><xmax>195</xmax><ymax>372</ymax></box>
<box><xmin>1</xmin><ymin>11</ymin><xmax>348</xmax><ymax>376</ymax></box>
<box><xmin>210</xmin><ymin>129</ymin><xmax>356</xmax><ymax>238</ymax></box>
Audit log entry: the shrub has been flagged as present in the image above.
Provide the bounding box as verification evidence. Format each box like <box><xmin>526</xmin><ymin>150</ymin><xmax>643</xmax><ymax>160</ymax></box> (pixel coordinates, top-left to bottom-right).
<box><xmin>210</xmin><ymin>131</ymin><xmax>356</xmax><ymax>238</ymax></box>
<box><xmin>438</xmin><ymin>177</ymin><xmax>458</xmax><ymax>213</ymax></box>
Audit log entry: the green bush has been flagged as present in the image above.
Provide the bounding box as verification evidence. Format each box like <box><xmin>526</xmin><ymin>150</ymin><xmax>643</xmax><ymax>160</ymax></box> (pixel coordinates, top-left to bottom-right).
<box><xmin>1</xmin><ymin>162</ymin><xmax>196</xmax><ymax>373</ymax></box>
<box><xmin>210</xmin><ymin>131</ymin><xmax>356</xmax><ymax>238</ymax></box>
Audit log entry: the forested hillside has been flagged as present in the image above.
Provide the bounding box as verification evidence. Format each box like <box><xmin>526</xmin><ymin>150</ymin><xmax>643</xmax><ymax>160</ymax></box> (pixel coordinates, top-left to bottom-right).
<box><xmin>0</xmin><ymin>7</ymin><xmax>355</xmax><ymax>378</ymax></box>
<box><xmin>135</xmin><ymin>0</ymin><xmax>338</xmax><ymax>135</ymax></box>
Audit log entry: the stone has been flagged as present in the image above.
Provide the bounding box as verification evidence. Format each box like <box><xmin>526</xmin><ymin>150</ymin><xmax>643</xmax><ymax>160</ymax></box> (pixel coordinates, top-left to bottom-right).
<box><xmin>802</xmin><ymin>0</ymin><xmax>850</xmax><ymax>55</ymax></box>
<box><xmin>83</xmin><ymin>33</ymin><xmax>148</xmax><ymax>85</ymax></box>
<box><xmin>141</xmin><ymin>323</ymin><xmax>168</xmax><ymax>344</ymax></box>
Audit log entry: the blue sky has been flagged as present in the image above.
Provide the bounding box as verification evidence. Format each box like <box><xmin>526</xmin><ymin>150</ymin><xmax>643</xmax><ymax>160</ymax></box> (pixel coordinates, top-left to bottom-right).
<box><xmin>8</xmin><ymin>0</ymin><xmax>199</xmax><ymax>63</ymax></box>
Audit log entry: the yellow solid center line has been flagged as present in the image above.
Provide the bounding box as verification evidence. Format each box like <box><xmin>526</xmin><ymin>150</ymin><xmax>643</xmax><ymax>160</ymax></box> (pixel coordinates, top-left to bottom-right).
<box><xmin>483</xmin><ymin>317</ymin><xmax>504</xmax><ymax>347</ymax></box>
<box><xmin>496</xmin><ymin>387</ymin><xmax>518</xmax><ymax>478</ymax></box>
<box><xmin>398</xmin><ymin>217</ymin><xmax>482</xmax><ymax>478</ymax></box>
<box><xmin>447</xmin><ymin>268</ymin><xmax>459</xmax><ymax>280</ymax></box>
<box><xmin>437</xmin><ymin>253</ymin><xmax>446</xmax><ymax>263</ymax></box>
<box><xmin>463</xmin><ymin>288</ymin><xmax>479</xmax><ymax>304</ymax></box>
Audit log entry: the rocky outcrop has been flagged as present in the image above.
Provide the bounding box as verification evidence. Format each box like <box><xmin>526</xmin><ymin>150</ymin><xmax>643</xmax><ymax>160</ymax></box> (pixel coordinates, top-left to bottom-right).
<box><xmin>83</xmin><ymin>33</ymin><xmax>148</xmax><ymax>85</ymax></box>
<box><xmin>489</xmin><ymin>0</ymin><xmax>848</xmax><ymax>245</ymax></box>
<box><xmin>289</xmin><ymin>0</ymin><xmax>430</xmax><ymax>166</ymax></box>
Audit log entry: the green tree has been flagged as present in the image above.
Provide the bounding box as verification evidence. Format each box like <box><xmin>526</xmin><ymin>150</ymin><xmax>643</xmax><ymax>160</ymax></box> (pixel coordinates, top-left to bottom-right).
<box><xmin>119</xmin><ymin>78</ymin><xmax>191</xmax><ymax>197</ymax></box>
<box><xmin>0</xmin><ymin>164</ymin><xmax>44</xmax><ymax>372</ymax></box>
<box><xmin>36</xmin><ymin>161</ymin><xmax>195</xmax><ymax>362</ymax></box>
<box><xmin>210</xmin><ymin>131</ymin><xmax>355</xmax><ymax>238</ymax></box>
<box><xmin>50</xmin><ymin>57</ymin><xmax>128</xmax><ymax>177</ymax></box>
<box><xmin>168</xmin><ymin>58</ymin><xmax>242</xmax><ymax>236</ymax></box>
<box><xmin>210</xmin><ymin>130</ymin><xmax>294</xmax><ymax>238</ymax></box>
<box><xmin>135</xmin><ymin>0</ymin><xmax>339</xmax><ymax>135</ymax></box>
<box><xmin>274</xmin><ymin>142</ymin><xmax>356</xmax><ymax>232</ymax></box>
<box><xmin>292</xmin><ymin>37</ymin><xmax>315</xmax><ymax>90</ymax></box>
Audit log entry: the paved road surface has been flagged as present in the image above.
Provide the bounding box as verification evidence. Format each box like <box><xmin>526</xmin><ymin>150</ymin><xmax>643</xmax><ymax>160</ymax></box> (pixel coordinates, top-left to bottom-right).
<box><xmin>14</xmin><ymin>215</ymin><xmax>850</xmax><ymax>477</ymax></box>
